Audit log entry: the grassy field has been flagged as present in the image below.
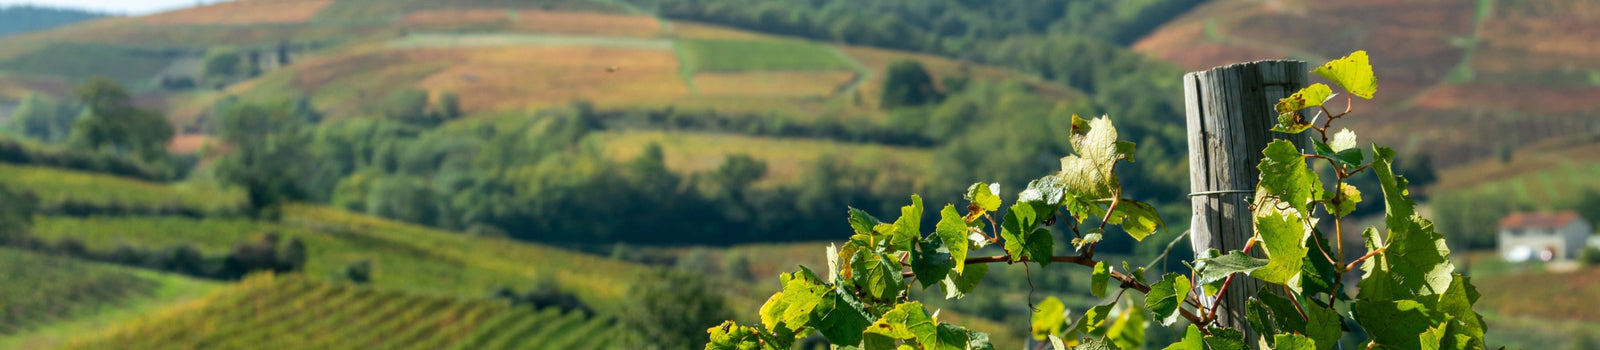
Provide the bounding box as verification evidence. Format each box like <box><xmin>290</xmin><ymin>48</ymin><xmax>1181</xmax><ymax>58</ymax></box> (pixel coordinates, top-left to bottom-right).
<box><xmin>679</xmin><ymin>39</ymin><xmax>854</xmax><ymax>72</ymax></box>
<box><xmin>593</xmin><ymin>130</ymin><xmax>934</xmax><ymax>187</ymax></box>
<box><xmin>693</xmin><ymin>71</ymin><xmax>856</xmax><ymax>97</ymax></box>
<box><xmin>0</xmin><ymin>163</ymin><xmax>245</xmax><ymax>213</ymax></box>
<box><xmin>63</xmin><ymin>273</ymin><xmax>625</xmax><ymax>350</ymax></box>
<box><xmin>0</xmin><ymin>248</ymin><xmax>221</xmax><ymax>349</ymax></box>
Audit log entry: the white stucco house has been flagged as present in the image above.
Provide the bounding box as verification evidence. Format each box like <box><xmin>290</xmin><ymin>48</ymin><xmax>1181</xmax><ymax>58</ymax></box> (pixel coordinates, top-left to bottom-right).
<box><xmin>1498</xmin><ymin>211</ymin><xmax>1593</xmax><ymax>262</ymax></box>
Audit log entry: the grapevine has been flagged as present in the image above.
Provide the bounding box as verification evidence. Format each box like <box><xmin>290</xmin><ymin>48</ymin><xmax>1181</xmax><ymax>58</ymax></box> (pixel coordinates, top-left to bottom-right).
<box><xmin>708</xmin><ymin>51</ymin><xmax>1486</xmax><ymax>350</ymax></box>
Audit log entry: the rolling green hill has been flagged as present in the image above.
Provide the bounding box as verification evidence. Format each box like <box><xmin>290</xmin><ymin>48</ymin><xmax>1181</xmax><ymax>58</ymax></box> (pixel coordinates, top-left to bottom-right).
<box><xmin>0</xmin><ymin>248</ymin><xmax>220</xmax><ymax>349</ymax></box>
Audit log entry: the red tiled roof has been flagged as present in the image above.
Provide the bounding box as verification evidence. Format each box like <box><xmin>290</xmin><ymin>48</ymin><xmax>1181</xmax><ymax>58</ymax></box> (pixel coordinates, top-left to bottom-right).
<box><xmin>1498</xmin><ymin>211</ymin><xmax>1582</xmax><ymax>229</ymax></box>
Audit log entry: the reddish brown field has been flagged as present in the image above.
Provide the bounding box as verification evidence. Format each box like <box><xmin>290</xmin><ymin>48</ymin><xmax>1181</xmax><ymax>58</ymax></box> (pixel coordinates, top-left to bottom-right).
<box><xmin>672</xmin><ymin>22</ymin><xmax>782</xmax><ymax>40</ymax></box>
<box><xmin>694</xmin><ymin>71</ymin><xmax>856</xmax><ymax>97</ymax></box>
<box><xmin>509</xmin><ymin>10</ymin><xmax>662</xmax><ymax>37</ymax></box>
<box><xmin>414</xmin><ymin>46</ymin><xmax>687</xmax><ymax>112</ymax></box>
<box><xmin>398</xmin><ymin>9</ymin><xmax>510</xmax><ymax>29</ymax></box>
<box><xmin>166</xmin><ymin>134</ymin><xmax>218</xmax><ymax>154</ymax></box>
<box><xmin>137</xmin><ymin>0</ymin><xmax>332</xmax><ymax>25</ymax></box>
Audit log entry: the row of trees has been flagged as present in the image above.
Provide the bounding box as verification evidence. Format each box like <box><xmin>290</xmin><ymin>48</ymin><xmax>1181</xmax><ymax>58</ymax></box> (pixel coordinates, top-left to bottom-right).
<box><xmin>624</xmin><ymin>0</ymin><xmax>1201</xmax><ymax>54</ymax></box>
<box><xmin>3</xmin><ymin>78</ymin><xmax>178</xmax><ymax>172</ymax></box>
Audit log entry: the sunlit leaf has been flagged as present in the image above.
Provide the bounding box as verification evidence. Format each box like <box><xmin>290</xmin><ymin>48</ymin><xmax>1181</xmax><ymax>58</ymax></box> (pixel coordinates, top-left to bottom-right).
<box><xmin>1145</xmin><ymin>273</ymin><xmax>1191</xmax><ymax>326</ymax></box>
<box><xmin>1313</xmin><ymin>50</ymin><xmax>1377</xmax><ymax>99</ymax></box>
<box><xmin>1032</xmin><ymin>297</ymin><xmax>1068</xmax><ymax>340</ymax></box>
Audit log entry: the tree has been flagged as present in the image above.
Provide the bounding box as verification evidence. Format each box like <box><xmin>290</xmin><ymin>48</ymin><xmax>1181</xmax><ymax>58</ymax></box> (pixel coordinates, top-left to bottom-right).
<box><xmin>214</xmin><ymin>102</ymin><xmax>308</xmax><ymax>217</ymax></box>
<box><xmin>66</xmin><ymin>77</ymin><xmax>174</xmax><ymax>163</ymax></box>
<box><xmin>879</xmin><ymin>60</ymin><xmax>943</xmax><ymax>109</ymax></box>
<box><xmin>432</xmin><ymin>91</ymin><xmax>461</xmax><ymax>121</ymax></box>
<box><xmin>5</xmin><ymin>93</ymin><xmax>65</xmax><ymax>142</ymax></box>
<box><xmin>713</xmin><ymin>154</ymin><xmax>768</xmax><ymax>201</ymax></box>
<box><xmin>201</xmin><ymin>46</ymin><xmax>242</xmax><ymax>82</ymax></box>
<box><xmin>621</xmin><ymin>268</ymin><xmax>734</xmax><ymax>350</ymax></box>
<box><xmin>379</xmin><ymin>89</ymin><xmax>432</xmax><ymax>126</ymax></box>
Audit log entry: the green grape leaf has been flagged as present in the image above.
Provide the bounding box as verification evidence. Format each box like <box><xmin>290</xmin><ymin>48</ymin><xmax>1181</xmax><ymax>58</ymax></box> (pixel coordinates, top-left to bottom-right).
<box><xmin>940</xmin><ymin>263</ymin><xmax>987</xmax><ymax>299</ymax></box>
<box><xmin>1091</xmin><ymin>261</ymin><xmax>1110</xmax><ymax>299</ymax></box>
<box><xmin>864</xmin><ymin>302</ymin><xmax>939</xmax><ymax>347</ymax></box>
<box><xmin>1434</xmin><ymin>274</ymin><xmax>1486</xmax><ymax>350</ymax></box>
<box><xmin>851</xmin><ymin>250</ymin><xmax>906</xmax><ymax>301</ymax></box>
<box><xmin>1061</xmin><ymin>192</ymin><xmax>1105</xmax><ymax>224</ymax></box>
<box><xmin>1203</xmin><ymin>327</ymin><xmax>1248</xmax><ymax>350</ymax></box>
<box><xmin>1033</xmin><ymin>297</ymin><xmax>1069</xmax><ymax>340</ymax></box>
<box><xmin>1073</xmin><ymin>230</ymin><xmax>1104</xmax><ymax>252</ymax></box>
<box><xmin>935</xmin><ymin>204</ymin><xmax>970</xmax><ymax>274</ymax></box>
<box><xmin>1358</xmin><ymin>146</ymin><xmax>1455</xmax><ymax>301</ymax></box>
<box><xmin>1353</xmin><ymin>299</ymin><xmax>1446</xmax><ymax>350</ymax></box>
<box><xmin>966</xmin><ymin>182</ymin><xmax>1002</xmax><ymax>213</ymax></box>
<box><xmin>1161</xmin><ymin>325</ymin><xmax>1205</xmax><ymax>350</ymax></box>
<box><xmin>1069</xmin><ymin>295</ymin><xmax>1119</xmax><ymax>337</ymax></box>
<box><xmin>1327</xmin><ymin>183</ymin><xmax>1363</xmax><ymax>218</ymax></box>
<box><xmin>815</xmin><ymin>284</ymin><xmax>874</xmax><ymax>345</ymax></box>
<box><xmin>1145</xmin><ymin>273</ymin><xmax>1192</xmax><ymax>327</ymax></box>
<box><xmin>1257</xmin><ymin>140</ymin><xmax>1325</xmax><ymax>216</ymax></box>
<box><xmin>1254</xmin><ymin>288</ymin><xmax>1339</xmax><ymax>349</ymax></box>
<box><xmin>1273</xmin><ymin>333</ymin><xmax>1317</xmax><ymax>350</ymax></box>
<box><xmin>1313</xmin><ymin>50</ymin><xmax>1377</xmax><ymax>99</ymax></box>
<box><xmin>1274</xmin><ymin>83</ymin><xmax>1333</xmax><ymax>134</ymax></box>
<box><xmin>913</xmin><ymin>229</ymin><xmax>955</xmax><ymax>289</ymax></box>
<box><xmin>967</xmin><ymin>331</ymin><xmax>996</xmax><ymax>350</ymax></box>
<box><xmin>1330</xmin><ymin>129</ymin><xmax>1358</xmax><ymax>152</ymax></box>
<box><xmin>1250</xmin><ymin>205</ymin><xmax>1310</xmax><ymax>285</ymax></box>
<box><xmin>1020</xmin><ymin>175</ymin><xmax>1067</xmax><ymax>206</ymax></box>
<box><xmin>885</xmin><ymin>195</ymin><xmax>925</xmax><ymax>252</ymax></box>
<box><xmin>760</xmin><ymin>273</ymin><xmax>829</xmax><ymax>333</ymax></box>
<box><xmin>1058</xmin><ymin>116</ymin><xmax>1126</xmax><ymax>199</ymax></box>
<box><xmin>1245</xmin><ymin>298</ymin><xmax>1277</xmax><ymax>346</ymax></box>
<box><xmin>1193</xmin><ymin>249</ymin><xmax>1269</xmax><ymax>285</ymax></box>
<box><xmin>850</xmin><ymin>207</ymin><xmax>884</xmax><ymax>237</ymax></box>
<box><xmin>936</xmin><ymin>323</ymin><xmax>977</xmax><ymax>350</ymax></box>
<box><xmin>1048</xmin><ymin>335</ymin><xmax>1067</xmax><ymax>350</ymax></box>
<box><xmin>1074</xmin><ymin>338</ymin><xmax>1117</xmax><ymax>350</ymax></box>
<box><xmin>1105</xmin><ymin>199</ymin><xmax>1164</xmax><ymax>241</ymax></box>
<box><xmin>1297</xmin><ymin>231</ymin><xmax>1340</xmax><ymax>298</ymax></box>
<box><xmin>1106</xmin><ymin>303</ymin><xmax>1146</xmax><ymax>350</ymax></box>
<box><xmin>1001</xmin><ymin>204</ymin><xmax>1054</xmax><ymax>266</ymax></box>
<box><xmin>1314</xmin><ymin>139</ymin><xmax>1365</xmax><ymax>169</ymax></box>
<box><xmin>707</xmin><ymin>321</ymin><xmax>775</xmax><ymax>350</ymax></box>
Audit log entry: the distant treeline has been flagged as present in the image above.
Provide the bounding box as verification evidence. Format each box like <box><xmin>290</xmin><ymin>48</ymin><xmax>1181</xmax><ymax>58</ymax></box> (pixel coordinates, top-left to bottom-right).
<box><xmin>626</xmin><ymin>0</ymin><xmax>1202</xmax><ymax>53</ymax></box>
<box><xmin>0</xmin><ymin>5</ymin><xmax>102</xmax><ymax>38</ymax></box>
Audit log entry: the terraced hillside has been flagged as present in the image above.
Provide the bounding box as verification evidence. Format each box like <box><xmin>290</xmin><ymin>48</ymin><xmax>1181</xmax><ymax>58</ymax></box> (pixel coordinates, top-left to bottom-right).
<box><xmin>65</xmin><ymin>273</ymin><xmax>625</xmax><ymax>350</ymax></box>
<box><xmin>0</xmin><ymin>248</ymin><xmax>219</xmax><ymax>349</ymax></box>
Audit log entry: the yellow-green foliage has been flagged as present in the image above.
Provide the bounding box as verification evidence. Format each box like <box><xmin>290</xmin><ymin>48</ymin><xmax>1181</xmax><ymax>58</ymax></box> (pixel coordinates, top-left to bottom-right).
<box><xmin>64</xmin><ymin>273</ymin><xmax>625</xmax><ymax>350</ymax></box>
<box><xmin>0</xmin><ymin>163</ymin><xmax>245</xmax><ymax>212</ymax></box>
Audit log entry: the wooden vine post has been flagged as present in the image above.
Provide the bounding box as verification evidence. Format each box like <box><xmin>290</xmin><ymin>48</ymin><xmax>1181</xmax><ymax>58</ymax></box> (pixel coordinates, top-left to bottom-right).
<box><xmin>1182</xmin><ymin>60</ymin><xmax>1309</xmax><ymax>340</ymax></box>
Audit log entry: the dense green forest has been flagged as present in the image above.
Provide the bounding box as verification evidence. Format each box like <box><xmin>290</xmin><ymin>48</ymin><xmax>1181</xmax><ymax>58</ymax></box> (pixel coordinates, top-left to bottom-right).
<box><xmin>0</xmin><ymin>6</ymin><xmax>102</xmax><ymax>38</ymax></box>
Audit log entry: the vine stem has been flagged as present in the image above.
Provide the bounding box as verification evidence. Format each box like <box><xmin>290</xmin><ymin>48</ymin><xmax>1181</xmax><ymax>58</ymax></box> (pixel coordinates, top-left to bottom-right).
<box><xmin>1344</xmin><ymin>246</ymin><xmax>1386</xmax><ymax>272</ymax></box>
<box><xmin>1205</xmin><ymin>236</ymin><xmax>1259</xmax><ymax>321</ymax></box>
